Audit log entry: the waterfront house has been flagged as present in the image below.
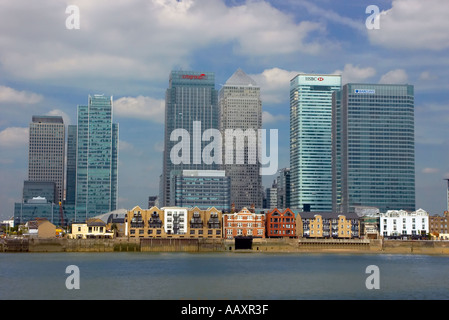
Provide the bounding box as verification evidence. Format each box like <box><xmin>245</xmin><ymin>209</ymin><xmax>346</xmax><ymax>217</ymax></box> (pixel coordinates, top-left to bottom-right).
<box><xmin>223</xmin><ymin>207</ymin><xmax>265</xmax><ymax>239</ymax></box>
<box><xmin>297</xmin><ymin>212</ymin><xmax>360</xmax><ymax>239</ymax></box>
<box><xmin>379</xmin><ymin>208</ymin><xmax>429</xmax><ymax>239</ymax></box>
<box><xmin>265</xmin><ymin>208</ymin><xmax>296</xmax><ymax>238</ymax></box>
<box><xmin>25</xmin><ymin>218</ymin><xmax>56</xmax><ymax>238</ymax></box>
<box><xmin>126</xmin><ymin>205</ymin><xmax>223</xmax><ymax>239</ymax></box>
<box><xmin>429</xmin><ymin>211</ymin><xmax>449</xmax><ymax>240</ymax></box>
<box><xmin>70</xmin><ymin>218</ymin><xmax>113</xmax><ymax>239</ymax></box>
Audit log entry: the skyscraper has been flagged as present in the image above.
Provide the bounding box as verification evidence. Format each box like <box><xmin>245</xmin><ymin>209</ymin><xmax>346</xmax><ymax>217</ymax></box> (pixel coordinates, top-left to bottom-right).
<box><xmin>65</xmin><ymin>124</ymin><xmax>77</xmax><ymax>205</ymax></box>
<box><xmin>75</xmin><ymin>94</ymin><xmax>118</xmax><ymax>220</ymax></box>
<box><xmin>160</xmin><ymin>71</ymin><xmax>219</xmax><ymax>207</ymax></box>
<box><xmin>332</xmin><ymin>83</ymin><xmax>416</xmax><ymax>213</ymax></box>
<box><xmin>290</xmin><ymin>74</ymin><xmax>341</xmax><ymax>212</ymax></box>
<box><xmin>28</xmin><ymin>115</ymin><xmax>65</xmax><ymax>203</ymax></box>
<box><xmin>219</xmin><ymin>68</ymin><xmax>262</xmax><ymax>210</ymax></box>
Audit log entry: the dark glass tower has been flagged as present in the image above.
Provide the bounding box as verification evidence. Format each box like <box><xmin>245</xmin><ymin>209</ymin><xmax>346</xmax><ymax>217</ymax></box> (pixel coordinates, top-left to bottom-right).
<box><xmin>332</xmin><ymin>83</ymin><xmax>415</xmax><ymax>213</ymax></box>
<box><xmin>160</xmin><ymin>71</ymin><xmax>219</xmax><ymax>207</ymax></box>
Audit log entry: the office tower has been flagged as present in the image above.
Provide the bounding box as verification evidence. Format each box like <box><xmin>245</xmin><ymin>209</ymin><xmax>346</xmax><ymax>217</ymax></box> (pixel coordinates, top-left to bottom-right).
<box><xmin>65</xmin><ymin>125</ymin><xmax>77</xmax><ymax>205</ymax></box>
<box><xmin>265</xmin><ymin>180</ymin><xmax>278</xmax><ymax>209</ymax></box>
<box><xmin>28</xmin><ymin>115</ymin><xmax>65</xmax><ymax>203</ymax></box>
<box><xmin>170</xmin><ymin>170</ymin><xmax>231</xmax><ymax>212</ymax></box>
<box><xmin>445</xmin><ymin>179</ymin><xmax>449</xmax><ymax>212</ymax></box>
<box><xmin>160</xmin><ymin>71</ymin><xmax>219</xmax><ymax>207</ymax></box>
<box><xmin>148</xmin><ymin>196</ymin><xmax>159</xmax><ymax>209</ymax></box>
<box><xmin>219</xmin><ymin>68</ymin><xmax>262</xmax><ymax>210</ymax></box>
<box><xmin>75</xmin><ymin>94</ymin><xmax>118</xmax><ymax>220</ymax></box>
<box><xmin>290</xmin><ymin>74</ymin><xmax>341</xmax><ymax>212</ymax></box>
<box><xmin>332</xmin><ymin>83</ymin><xmax>415</xmax><ymax>213</ymax></box>
<box><xmin>276</xmin><ymin>168</ymin><xmax>291</xmax><ymax>209</ymax></box>
<box><xmin>22</xmin><ymin>181</ymin><xmax>56</xmax><ymax>203</ymax></box>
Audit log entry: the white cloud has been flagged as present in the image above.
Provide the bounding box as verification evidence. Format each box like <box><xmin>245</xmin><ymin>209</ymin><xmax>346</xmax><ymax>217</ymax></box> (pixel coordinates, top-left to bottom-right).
<box><xmin>379</xmin><ymin>69</ymin><xmax>408</xmax><ymax>84</ymax></box>
<box><xmin>262</xmin><ymin>111</ymin><xmax>288</xmax><ymax>124</ymax></box>
<box><xmin>0</xmin><ymin>127</ymin><xmax>29</xmax><ymax>148</ymax></box>
<box><xmin>0</xmin><ymin>86</ymin><xmax>43</xmax><ymax>104</ymax></box>
<box><xmin>333</xmin><ymin>64</ymin><xmax>376</xmax><ymax>84</ymax></box>
<box><xmin>250</xmin><ymin>68</ymin><xmax>301</xmax><ymax>104</ymax></box>
<box><xmin>114</xmin><ymin>96</ymin><xmax>165</xmax><ymax>123</ymax></box>
<box><xmin>367</xmin><ymin>0</ymin><xmax>449</xmax><ymax>50</ymax></box>
<box><xmin>46</xmin><ymin>109</ymin><xmax>72</xmax><ymax>125</ymax></box>
<box><xmin>422</xmin><ymin>168</ymin><xmax>440</xmax><ymax>174</ymax></box>
<box><xmin>0</xmin><ymin>0</ymin><xmax>327</xmax><ymax>85</ymax></box>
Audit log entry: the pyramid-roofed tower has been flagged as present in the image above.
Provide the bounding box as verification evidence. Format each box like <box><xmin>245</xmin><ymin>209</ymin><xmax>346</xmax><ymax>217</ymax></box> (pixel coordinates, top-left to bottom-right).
<box><xmin>225</xmin><ymin>68</ymin><xmax>258</xmax><ymax>87</ymax></box>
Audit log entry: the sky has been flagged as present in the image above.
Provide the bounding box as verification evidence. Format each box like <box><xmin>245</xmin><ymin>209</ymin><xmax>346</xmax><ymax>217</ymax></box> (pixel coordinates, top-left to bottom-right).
<box><xmin>0</xmin><ymin>0</ymin><xmax>448</xmax><ymax>220</ymax></box>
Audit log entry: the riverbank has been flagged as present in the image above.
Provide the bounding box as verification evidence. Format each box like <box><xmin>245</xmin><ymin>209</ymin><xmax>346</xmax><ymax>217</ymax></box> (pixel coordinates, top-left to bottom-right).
<box><xmin>3</xmin><ymin>237</ymin><xmax>449</xmax><ymax>255</ymax></box>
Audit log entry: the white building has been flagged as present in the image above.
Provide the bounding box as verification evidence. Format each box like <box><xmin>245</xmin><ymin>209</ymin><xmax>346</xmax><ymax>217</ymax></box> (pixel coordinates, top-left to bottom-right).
<box><xmin>379</xmin><ymin>208</ymin><xmax>429</xmax><ymax>238</ymax></box>
<box><xmin>163</xmin><ymin>207</ymin><xmax>187</xmax><ymax>235</ymax></box>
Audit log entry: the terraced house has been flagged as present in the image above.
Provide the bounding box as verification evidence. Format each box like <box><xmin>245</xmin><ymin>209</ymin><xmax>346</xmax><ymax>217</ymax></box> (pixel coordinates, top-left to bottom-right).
<box><xmin>126</xmin><ymin>206</ymin><xmax>222</xmax><ymax>239</ymax></box>
<box><xmin>265</xmin><ymin>208</ymin><xmax>296</xmax><ymax>238</ymax></box>
<box><xmin>297</xmin><ymin>212</ymin><xmax>360</xmax><ymax>239</ymax></box>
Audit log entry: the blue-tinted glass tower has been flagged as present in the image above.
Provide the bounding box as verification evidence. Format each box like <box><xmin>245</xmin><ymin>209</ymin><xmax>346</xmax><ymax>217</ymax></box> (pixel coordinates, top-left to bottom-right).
<box><xmin>75</xmin><ymin>94</ymin><xmax>118</xmax><ymax>221</ymax></box>
<box><xmin>290</xmin><ymin>74</ymin><xmax>342</xmax><ymax>212</ymax></box>
<box><xmin>332</xmin><ymin>83</ymin><xmax>415</xmax><ymax>213</ymax></box>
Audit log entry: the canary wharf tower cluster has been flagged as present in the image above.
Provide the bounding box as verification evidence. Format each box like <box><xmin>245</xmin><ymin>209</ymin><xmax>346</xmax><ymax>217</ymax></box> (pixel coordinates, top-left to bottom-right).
<box><xmin>13</xmin><ymin>67</ymin><xmax>416</xmax><ymax>225</ymax></box>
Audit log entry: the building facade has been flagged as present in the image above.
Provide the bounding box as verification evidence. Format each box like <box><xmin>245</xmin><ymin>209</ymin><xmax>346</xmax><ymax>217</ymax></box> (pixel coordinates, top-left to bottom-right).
<box><xmin>170</xmin><ymin>170</ymin><xmax>230</xmax><ymax>212</ymax></box>
<box><xmin>332</xmin><ymin>83</ymin><xmax>415</xmax><ymax>213</ymax></box>
<box><xmin>223</xmin><ymin>207</ymin><xmax>265</xmax><ymax>239</ymax></box>
<box><xmin>276</xmin><ymin>168</ymin><xmax>291</xmax><ymax>210</ymax></box>
<box><xmin>75</xmin><ymin>94</ymin><xmax>119</xmax><ymax>221</ymax></box>
<box><xmin>65</xmin><ymin>124</ymin><xmax>77</xmax><ymax>205</ymax></box>
<box><xmin>290</xmin><ymin>74</ymin><xmax>341</xmax><ymax>212</ymax></box>
<box><xmin>219</xmin><ymin>69</ymin><xmax>262</xmax><ymax>210</ymax></box>
<box><xmin>297</xmin><ymin>212</ymin><xmax>360</xmax><ymax>239</ymax></box>
<box><xmin>160</xmin><ymin>71</ymin><xmax>219</xmax><ymax>207</ymax></box>
<box><xmin>126</xmin><ymin>206</ymin><xmax>222</xmax><ymax>239</ymax></box>
<box><xmin>379</xmin><ymin>209</ymin><xmax>428</xmax><ymax>238</ymax></box>
<box><xmin>28</xmin><ymin>115</ymin><xmax>65</xmax><ymax>203</ymax></box>
<box><xmin>266</xmin><ymin>208</ymin><xmax>296</xmax><ymax>238</ymax></box>
<box><xmin>429</xmin><ymin>211</ymin><xmax>449</xmax><ymax>240</ymax></box>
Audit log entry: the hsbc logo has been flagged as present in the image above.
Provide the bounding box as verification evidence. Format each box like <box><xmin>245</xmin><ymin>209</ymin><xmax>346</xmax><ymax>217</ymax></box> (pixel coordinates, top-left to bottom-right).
<box><xmin>305</xmin><ymin>76</ymin><xmax>324</xmax><ymax>81</ymax></box>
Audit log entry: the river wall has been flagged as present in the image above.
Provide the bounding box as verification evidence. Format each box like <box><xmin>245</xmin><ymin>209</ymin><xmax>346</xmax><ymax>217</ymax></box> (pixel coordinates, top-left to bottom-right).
<box><xmin>2</xmin><ymin>237</ymin><xmax>449</xmax><ymax>255</ymax></box>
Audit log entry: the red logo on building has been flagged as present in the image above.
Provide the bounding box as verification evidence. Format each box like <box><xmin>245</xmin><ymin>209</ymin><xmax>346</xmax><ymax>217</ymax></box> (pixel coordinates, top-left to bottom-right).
<box><xmin>182</xmin><ymin>74</ymin><xmax>207</xmax><ymax>80</ymax></box>
<box><xmin>317</xmin><ymin>77</ymin><xmax>324</xmax><ymax>81</ymax></box>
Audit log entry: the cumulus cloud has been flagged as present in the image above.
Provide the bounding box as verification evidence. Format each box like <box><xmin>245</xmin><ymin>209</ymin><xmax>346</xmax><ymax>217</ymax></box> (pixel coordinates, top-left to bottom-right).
<box><xmin>0</xmin><ymin>127</ymin><xmax>29</xmax><ymax>148</ymax></box>
<box><xmin>367</xmin><ymin>0</ymin><xmax>449</xmax><ymax>50</ymax></box>
<box><xmin>0</xmin><ymin>86</ymin><xmax>43</xmax><ymax>104</ymax></box>
<box><xmin>379</xmin><ymin>69</ymin><xmax>408</xmax><ymax>84</ymax></box>
<box><xmin>46</xmin><ymin>109</ymin><xmax>72</xmax><ymax>125</ymax></box>
<box><xmin>0</xmin><ymin>0</ymin><xmax>326</xmax><ymax>84</ymax></box>
<box><xmin>333</xmin><ymin>64</ymin><xmax>376</xmax><ymax>84</ymax></box>
<box><xmin>114</xmin><ymin>96</ymin><xmax>165</xmax><ymax>123</ymax></box>
<box><xmin>250</xmin><ymin>68</ymin><xmax>301</xmax><ymax>104</ymax></box>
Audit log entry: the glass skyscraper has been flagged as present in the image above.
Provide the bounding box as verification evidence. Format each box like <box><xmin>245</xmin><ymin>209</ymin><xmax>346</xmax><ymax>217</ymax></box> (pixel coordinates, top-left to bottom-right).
<box><xmin>170</xmin><ymin>170</ymin><xmax>230</xmax><ymax>212</ymax></box>
<box><xmin>75</xmin><ymin>94</ymin><xmax>118</xmax><ymax>221</ymax></box>
<box><xmin>28</xmin><ymin>115</ymin><xmax>65</xmax><ymax>203</ymax></box>
<box><xmin>160</xmin><ymin>71</ymin><xmax>219</xmax><ymax>207</ymax></box>
<box><xmin>332</xmin><ymin>83</ymin><xmax>415</xmax><ymax>213</ymax></box>
<box><xmin>290</xmin><ymin>74</ymin><xmax>341</xmax><ymax>212</ymax></box>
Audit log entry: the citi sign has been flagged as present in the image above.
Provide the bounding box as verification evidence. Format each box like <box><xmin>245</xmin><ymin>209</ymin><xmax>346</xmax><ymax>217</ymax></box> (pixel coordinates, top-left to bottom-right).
<box><xmin>182</xmin><ymin>74</ymin><xmax>207</xmax><ymax>80</ymax></box>
<box><xmin>305</xmin><ymin>76</ymin><xmax>324</xmax><ymax>81</ymax></box>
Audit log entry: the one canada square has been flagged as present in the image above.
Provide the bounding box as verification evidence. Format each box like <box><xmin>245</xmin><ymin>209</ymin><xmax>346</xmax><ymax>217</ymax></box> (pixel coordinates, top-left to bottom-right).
<box><xmin>219</xmin><ymin>69</ymin><xmax>262</xmax><ymax>210</ymax></box>
<box><xmin>160</xmin><ymin>71</ymin><xmax>219</xmax><ymax>207</ymax></box>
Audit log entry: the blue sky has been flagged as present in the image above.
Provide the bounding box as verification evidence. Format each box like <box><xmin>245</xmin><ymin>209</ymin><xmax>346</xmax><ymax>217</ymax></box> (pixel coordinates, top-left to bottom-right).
<box><xmin>0</xmin><ymin>0</ymin><xmax>448</xmax><ymax>220</ymax></box>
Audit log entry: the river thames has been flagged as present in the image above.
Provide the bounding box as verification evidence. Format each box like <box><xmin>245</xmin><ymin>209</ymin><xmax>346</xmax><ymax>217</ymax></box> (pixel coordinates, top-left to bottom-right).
<box><xmin>1</xmin><ymin>252</ymin><xmax>449</xmax><ymax>300</ymax></box>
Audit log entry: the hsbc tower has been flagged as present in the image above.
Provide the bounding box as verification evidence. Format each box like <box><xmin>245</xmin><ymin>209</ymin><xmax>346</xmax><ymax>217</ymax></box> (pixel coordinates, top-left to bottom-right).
<box><xmin>289</xmin><ymin>74</ymin><xmax>342</xmax><ymax>212</ymax></box>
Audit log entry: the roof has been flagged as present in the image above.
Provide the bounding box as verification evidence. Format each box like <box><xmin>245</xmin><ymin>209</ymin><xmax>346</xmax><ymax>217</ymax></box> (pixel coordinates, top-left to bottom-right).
<box><xmin>297</xmin><ymin>211</ymin><xmax>361</xmax><ymax>219</ymax></box>
<box><xmin>225</xmin><ymin>68</ymin><xmax>258</xmax><ymax>87</ymax></box>
<box><xmin>92</xmin><ymin>209</ymin><xmax>127</xmax><ymax>224</ymax></box>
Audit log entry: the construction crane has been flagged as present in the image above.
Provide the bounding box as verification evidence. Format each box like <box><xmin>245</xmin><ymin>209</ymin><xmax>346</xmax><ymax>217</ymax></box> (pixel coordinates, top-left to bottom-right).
<box><xmin>59</xmin><ymin>202</ymin><xmax>65</xmax><ymax>227</ymax></box>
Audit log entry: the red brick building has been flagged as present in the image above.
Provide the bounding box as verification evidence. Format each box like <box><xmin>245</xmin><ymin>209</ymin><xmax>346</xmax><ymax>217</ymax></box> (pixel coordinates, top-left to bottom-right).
<box><xmin>223</xmin><ymin>207</ymin><xmax>265</xmax><ymax>239</ymax></box>
<box><xmin>266</xmin><ymin>208</ymin><xmax>296</xmax><ymax>238</ymax></box>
